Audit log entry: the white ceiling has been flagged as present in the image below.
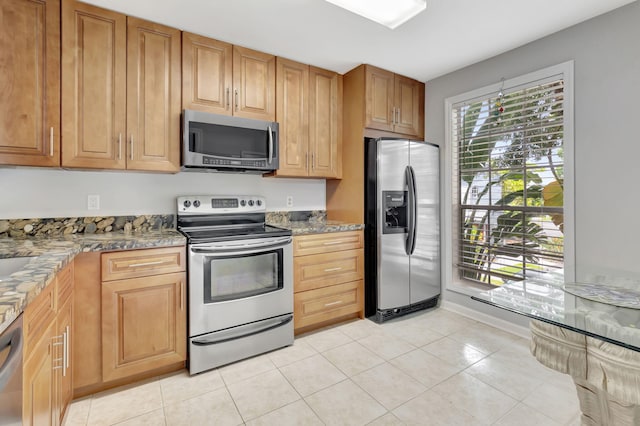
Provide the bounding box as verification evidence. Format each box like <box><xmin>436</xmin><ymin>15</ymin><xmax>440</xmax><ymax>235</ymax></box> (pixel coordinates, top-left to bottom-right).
<box><xmin>82</xmin><ymin>0</ymin><xmax>636</xmax><ymax>81</ymax></box>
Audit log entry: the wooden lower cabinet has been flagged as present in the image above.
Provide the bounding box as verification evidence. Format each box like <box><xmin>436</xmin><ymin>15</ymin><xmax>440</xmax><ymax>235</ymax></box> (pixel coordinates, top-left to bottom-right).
<box><xmin>101</xmin><ymin>272</ymin><xmax>186</xmax><ymax>381</ymax></box>
<box><xmin>294</xmin><ymin>280</ymin><xmax>363</xmax><ymax>330</ymax></box>
<box><xmin>73</xmin><ymin>246</ymin><xmax>186</xmax><ymax>395</ymax></box>
<box><xmin>293</xmin><ymin>230</ymin><xmax>364</xmax><ymax>333</ymax></box>
<box><xmin>23</xmin><ymin>261</ymin><xmax>74</xmax><ymax>426</ymax></box>
<box><xmin>23</xmin><ymin>320</ymin><xmax>56</xmax><ymax>426</ymax></box>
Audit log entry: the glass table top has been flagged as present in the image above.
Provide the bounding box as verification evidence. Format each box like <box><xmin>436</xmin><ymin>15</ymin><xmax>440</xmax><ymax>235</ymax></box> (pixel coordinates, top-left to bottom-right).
<box><xmin>471</xmin><ymin>276</ymin><xmax>640</xmax><ymax>352</ymax></box>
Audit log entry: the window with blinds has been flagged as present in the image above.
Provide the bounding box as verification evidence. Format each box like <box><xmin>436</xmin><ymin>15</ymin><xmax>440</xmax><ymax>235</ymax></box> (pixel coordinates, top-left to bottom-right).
<box><xmin>452</xmin><ymin>78</ymin><xmax>565</xmax><ymax>286</ymax></box>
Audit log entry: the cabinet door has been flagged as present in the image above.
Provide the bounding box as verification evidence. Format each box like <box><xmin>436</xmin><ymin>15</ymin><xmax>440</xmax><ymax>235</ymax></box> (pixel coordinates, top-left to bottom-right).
<box><xmin>275</xmin><ymin>58</ymin><xmax>309</xmax><ymax>177</ymax></box>
<box><xmin>55</xmin><ymin>263</ymin><xmax>74</xmax><ymax>423</ymax></box>
<box><xmin>61</xmin><ymin>0</ymin><xmax>126</xmax><ymax>169</ymax></box>
<box><xmin>364</xmin><ymin>65</ymin><xmax>394</xmax><ymax>132</ymax></box>
<box><xmin>294</xmin><ymin>248</ymin><xmax>364</xmax><ymax>292</ymax></box>
<box><xmin>394</xmin><ymin>75</ymin><xmax>424</xmax><ymax>138</ymax></box>
<box><xmin>23</xmin><ymin>321</ymin><xmax>55</xmax><ymax>426</ymax></box>
<box><xmin>53</xmin><ymin>296</ymin><xmax>72</xmax><ymax>425</ymax></box>
<box><xmin>182</xmin><ymin>32</ymin><xmax>232</xmax><ymax>115</ymax></box>
<box><xmin>0</xmin><ymin>0</ymin><xmax>60</xmax><ymax>167</ymax></box>
<box><xmin>309</xmin><ymin>66</ymin><xmax>342</xmax><ymax>178</ymax></box>
<box><xmin>232</xmin><ymin>46</ymin><xmax>275</xmax><ymax>121</ymax></box>
<box><xmin>126</xmin><ymin>17</ymin><xmax>181</xmax><ymax>172</ymax></box>
<box><xmin>294</xmin><ymin>280</ymin><xmax>363</xmax><ymax>331</ymax></box>
<box><xmin>102</xmin><ymin>272</ymin><xmax>186</xmax><ymax>381</ymax></box>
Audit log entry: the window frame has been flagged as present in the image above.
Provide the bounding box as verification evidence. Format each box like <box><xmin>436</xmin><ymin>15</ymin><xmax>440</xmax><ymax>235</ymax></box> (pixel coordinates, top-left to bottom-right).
<box><xmin>443</xmin><ymin>61</ymin><xmax>575</xmax><ymax>296</ymax></box>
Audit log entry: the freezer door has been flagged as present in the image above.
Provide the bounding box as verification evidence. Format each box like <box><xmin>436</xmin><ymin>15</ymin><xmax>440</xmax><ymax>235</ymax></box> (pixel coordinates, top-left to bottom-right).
<box><xmin>409</xmin><ymin>141</ymin><xmax>440</xmax><ymax>303</ymax></box>
<box><xmin>377</xmin><ymin>139</ymin><xmax>411</xmax><ymax>310</ymax></box>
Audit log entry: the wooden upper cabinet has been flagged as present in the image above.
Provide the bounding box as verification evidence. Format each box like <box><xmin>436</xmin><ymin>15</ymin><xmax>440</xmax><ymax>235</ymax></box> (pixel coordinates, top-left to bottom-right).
<box><xmin>62</xmin><ymin>0</ymin><xmax>126</xmax><ymax>169</ymax></box>
<box><xmin>365</xmin><ymin>66</ymin><xmax>395</xmax><ymax>133</ymax></box>
<box><xmin>61</xmin><ymin>2</ymin><xmax>180</xmax><ymax>172</ymax></box>
<box><xmin>182</xmin><ymin>36</ymin><xmax>275</xmax><ymax>121</ymax></box>
<box><xmin>274</xmin><ymin>60</ymin><xmax>342</xmax><ymax>179</ymax></box>
<box><xmin>394</xmin><ymin>74</ymin><xmax>424</xmax><ymax>138</ymax></box>
<box><xmin>309</xmin><ymin>66</ymin><xmax>342</xmax><ymax>179</ymax></box>
<box><xmin>233</xmin><ymin>46</ymin><xmax>276</xmax><ymax>121</ymax></box>
<box><xmin>182</xmin><ymin>32</ymin><xmax>233</xmax><ymax>114</ymax></box>
<box><xmin>364</xmin><ymin>65</ymin><xmax>424</xmax><ymax>138</ymax></box>
<box><xmin>275</xmin><ymin>58</ymin><xmax>309</xmax><ymax>177</ymax></box>
<box><xmin>126</xmin><ymin>17</ymin><xmax>181</xmax><ymax>172</ymax></box>
<box><xmin>0</xmin><ymin>0</ymin><xmax>60</xmax><ymax>167</ymax></box>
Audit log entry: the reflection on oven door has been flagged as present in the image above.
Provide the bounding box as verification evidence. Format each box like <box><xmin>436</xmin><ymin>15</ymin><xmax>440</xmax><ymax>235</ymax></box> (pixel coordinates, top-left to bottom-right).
<box><xmin>188</xmin><ymin>238</ymin><xmax>293</xmax><ymax>337</ymax></box>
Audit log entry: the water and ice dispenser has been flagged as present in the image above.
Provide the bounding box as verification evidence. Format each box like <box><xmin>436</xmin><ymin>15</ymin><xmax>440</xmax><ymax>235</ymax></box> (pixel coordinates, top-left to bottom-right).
<box><xmin>382</xmin><ymin>191</ymin><xmax>407</xmax><ymax>234</ymax></box>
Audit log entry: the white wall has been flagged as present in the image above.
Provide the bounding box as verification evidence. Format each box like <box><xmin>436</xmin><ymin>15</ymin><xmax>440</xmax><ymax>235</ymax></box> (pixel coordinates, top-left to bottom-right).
<box><xmin>425</xmin><ymin>1</ymin><xmax>640</xmax><ymax>321</ymax></box>
<box><xmin>0</xmin><ymin>168</ymin><xmax>325</xmax><ymax>218</ymax></box>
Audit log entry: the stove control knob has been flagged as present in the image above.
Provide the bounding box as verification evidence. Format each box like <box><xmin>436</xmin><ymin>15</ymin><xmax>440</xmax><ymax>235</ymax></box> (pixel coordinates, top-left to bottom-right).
<box><xmin>193</xmin><ymin>200</ymin><xmax>201</xmax><ymax>208</ymax></box>
<box><xmin>240</xmin><ymin>199</ymin><xmax>246</xmax><ymax>207</ymax></box>
<box><xmin>183</xmin><ymin>200</ymin><xmax>191</xmax><ymax>208</ymax></box>
<box><xmin>248</xmin><ymin>199</ymin><xmax>254</xmax><ymax>206</ymax></box>
<box><xmin>256</xmin><ymin>199</ymin><xmax>262</xmax><ymax>206</ymax></box>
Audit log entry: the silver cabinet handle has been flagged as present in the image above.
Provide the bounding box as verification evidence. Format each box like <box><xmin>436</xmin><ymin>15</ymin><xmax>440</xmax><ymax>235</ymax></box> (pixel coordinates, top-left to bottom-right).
<box><xmin>226</xmin><ymin>87</ymin><xmax>230</xmax><ymax>110</ymax></box>
<box><xmin>322</xmin><ymin>240</ymin><xmax>347</xmax><ymax>245</ymax></box>
<box><xmin>391</xmin><ymin>108</ymin><xmax>396</xmax><ymax>125</ymax></box>
<box><xmin>130</xmin><ymin>135</ymin><xmax>134</xmax><ymax>160</ymax></box>
<box><xmin>311</xmin><ymin>153</ymin><xmax>315</xmax><ymax>170</ymax></box>
<box><xmin>234</xmin><ymin>89</ymin><xmax>239</xmax><ymax>111</ymax></box>
<box><xmin>179</xmin><ymin>281</ymin><xmax>184</xmax><ymax>311</ymax></box>
<box><xmin>118</xmin><ymin>133</ymin><xmax>122</xmax><ymax>160</ymax></box>
<box><xmin>49</xmin><ymin>127</ymin><xmax>54</xmax><ymax>156</ymax></box>
<box><xmin>65</xmin><ymin>325</ymin><xmax>70</xmax><ymax>369</ymax></box>
<box><xmin>127</xmin><ymin>260</ymin><xmax>166</xmax><ymax>268</ymax></box>
<box><xmin>62</xmin><ymin>326</ymin><xmax>69</xmax><ymax>376</ymax></box>
<box><xmin>324</xmin><ymin>267</ymin><xmax>342</xmax><ymax>272</ymax></box>
<box><xmin>324</xmin><ymin>301</ymin><xmax>343</xmax><ymax>307</ymax></box>
<box><xmin>267</xmin><ymin>125</ymin><xmax>273</xmax><ymax>165</ymax></box>
<box><xmin>306</xmin><ymin>152</ymin><xmax>309</xmax><ymax>170</ymax></box>
<box><xmin>396</xmin><ymin>107</ymin><xmax>400</xmax><ymax>124</ymax></box>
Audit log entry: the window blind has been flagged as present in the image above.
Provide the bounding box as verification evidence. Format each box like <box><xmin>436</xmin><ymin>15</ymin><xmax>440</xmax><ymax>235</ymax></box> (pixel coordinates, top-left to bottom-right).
<box><xmin>452</xmin><ymin>79</ymin><xmax>565</xmax><ymax>286</ymax></box>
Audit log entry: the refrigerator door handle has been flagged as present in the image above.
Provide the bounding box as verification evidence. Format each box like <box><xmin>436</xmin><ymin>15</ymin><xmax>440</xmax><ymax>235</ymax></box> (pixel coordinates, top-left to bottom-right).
<box><xmin>406</xmin><ymin>165</ymin><xmax>418</xmax><ymax>255</ymax></box>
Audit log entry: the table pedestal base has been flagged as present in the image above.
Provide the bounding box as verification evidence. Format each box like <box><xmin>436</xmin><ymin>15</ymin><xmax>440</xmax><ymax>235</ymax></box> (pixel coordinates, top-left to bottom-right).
<box><xmin>530</xmin><ymin>320</ymin><xmax>640</xmax><ymax>426</ymax></box>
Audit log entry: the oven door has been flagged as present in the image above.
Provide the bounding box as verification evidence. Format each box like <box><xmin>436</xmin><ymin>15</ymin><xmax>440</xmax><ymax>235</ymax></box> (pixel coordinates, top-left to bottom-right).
<box><xmin>188</xmin><ymin>236</ymin><xmax>292</xmax><ymax>336</ymax></box>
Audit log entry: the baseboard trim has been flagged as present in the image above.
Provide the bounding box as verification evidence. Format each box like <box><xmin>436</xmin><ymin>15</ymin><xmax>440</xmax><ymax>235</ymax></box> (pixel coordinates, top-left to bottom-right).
<box><xmin>441</xmin><ymin>300</ymin><xmax>531</xmax><ymax>340</ymax></box>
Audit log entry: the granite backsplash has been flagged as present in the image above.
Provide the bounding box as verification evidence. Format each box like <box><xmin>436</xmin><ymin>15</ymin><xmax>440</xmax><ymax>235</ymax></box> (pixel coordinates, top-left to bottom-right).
<box><xmin>0</xmin><ymin>215</ymin><xmax>175</xmax><ymax>238</ymax></box>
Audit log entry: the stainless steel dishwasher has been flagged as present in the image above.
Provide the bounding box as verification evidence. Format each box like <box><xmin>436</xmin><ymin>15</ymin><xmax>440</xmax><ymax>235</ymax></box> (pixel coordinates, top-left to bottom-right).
<box><xmin>0</xmin><ymin>314</ymin><xmax>23</xmax><ymax>426</ymax></box>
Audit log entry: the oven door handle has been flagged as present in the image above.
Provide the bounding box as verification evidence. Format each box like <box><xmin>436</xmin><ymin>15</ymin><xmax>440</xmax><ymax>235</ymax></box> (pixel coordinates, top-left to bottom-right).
<box><xmin>190</xmin><ymin>236</ymin><xmax>291</xmax><ymax>253</ymax></box>
<box><xmin>191</xmin><ymin>314</ymin><xmax>293</xmax><ymax>346</ymax></box>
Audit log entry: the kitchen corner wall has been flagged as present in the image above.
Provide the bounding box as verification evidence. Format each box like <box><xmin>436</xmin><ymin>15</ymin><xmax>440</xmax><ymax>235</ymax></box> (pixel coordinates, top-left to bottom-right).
<box><xmin>425</xmin><ymin>2</ymin><xmax>640</xmax><ymax>315</ymax></box>
<box><xmin>0</xmin><ymin>168</ymin><xmax>325</xmax><ymax>219</ymax></box>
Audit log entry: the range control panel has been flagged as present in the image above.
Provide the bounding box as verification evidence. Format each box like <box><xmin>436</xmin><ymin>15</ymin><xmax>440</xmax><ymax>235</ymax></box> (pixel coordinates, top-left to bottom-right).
<box><xmin>177</xmin><ymin>195</ymin><xmax>266</xmax><ymax>214</ymax></box>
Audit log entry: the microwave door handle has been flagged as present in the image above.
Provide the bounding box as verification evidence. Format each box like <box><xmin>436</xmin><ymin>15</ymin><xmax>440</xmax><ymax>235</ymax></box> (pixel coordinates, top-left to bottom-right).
<box><xmin>267</xmin><ymin>125</ymin><xmax>273</xmax><ymax>165</ymax></box>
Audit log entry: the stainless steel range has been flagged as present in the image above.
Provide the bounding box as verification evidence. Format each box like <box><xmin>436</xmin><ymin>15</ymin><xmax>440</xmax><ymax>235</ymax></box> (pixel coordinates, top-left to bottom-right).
<box><xmin>177</xmin><ymin>195</ymin><xmax>293</xmax><ymax>375</ymax></box>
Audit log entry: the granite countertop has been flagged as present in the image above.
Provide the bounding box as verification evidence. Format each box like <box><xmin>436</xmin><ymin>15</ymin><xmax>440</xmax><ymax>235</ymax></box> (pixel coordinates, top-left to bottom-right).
<box><xmin>0</xmin><ymin>230</ymin><xmax>186</xmax><ymax>334</ymax></box>
<box><xmin>283</xmin><ymin>220</ymin><xmax>364</xmax><ymax>235</ymax></box>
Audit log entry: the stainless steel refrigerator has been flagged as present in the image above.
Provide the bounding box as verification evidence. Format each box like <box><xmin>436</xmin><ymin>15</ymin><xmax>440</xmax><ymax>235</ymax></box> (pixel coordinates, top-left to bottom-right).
<box><xmin>365</xmin><ymin>137</ymin><xmax>440</xmax><ymax>322</ymax></box>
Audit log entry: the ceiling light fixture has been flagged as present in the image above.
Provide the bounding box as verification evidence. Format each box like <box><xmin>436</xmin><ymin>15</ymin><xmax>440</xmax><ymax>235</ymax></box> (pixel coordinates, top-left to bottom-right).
<box><xmin>325</xmin><ymin>0</ymin><xmax>427</xmax><ymax>29</ymax></box>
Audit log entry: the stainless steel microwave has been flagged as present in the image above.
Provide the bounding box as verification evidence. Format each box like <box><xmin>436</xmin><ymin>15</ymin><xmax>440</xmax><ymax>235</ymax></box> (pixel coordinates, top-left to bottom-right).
<box><xmin>182</xmin><ymin>110</ymin><xmax>279</xmax><ymax>173</ymax></box>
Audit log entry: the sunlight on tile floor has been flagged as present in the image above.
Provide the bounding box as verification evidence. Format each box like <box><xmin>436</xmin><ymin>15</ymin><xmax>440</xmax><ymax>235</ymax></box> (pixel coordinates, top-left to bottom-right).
<box><xmin>64</xmin><ymin>308</ymin><xmax>581</xmax><ymax>425</ymax></box>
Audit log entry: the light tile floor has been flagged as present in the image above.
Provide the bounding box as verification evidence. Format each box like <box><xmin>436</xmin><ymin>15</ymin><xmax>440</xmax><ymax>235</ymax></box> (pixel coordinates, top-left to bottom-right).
<box><xmin>64</xmin><ymin>308</ymin><xmax>582</xmax><ymax>426</ymax></box>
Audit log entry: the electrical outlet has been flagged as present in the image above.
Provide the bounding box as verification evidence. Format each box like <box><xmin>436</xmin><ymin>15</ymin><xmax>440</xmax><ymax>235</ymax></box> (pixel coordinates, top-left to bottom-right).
<box><xmin>87</xmin><ymin>194</ymin><xmax>100</xmax><ymax>210</ymax></box>
<box><xmin>286</xmin><ymin>195</ymin><xmax>293</xmax><ymax>207</ymax></box>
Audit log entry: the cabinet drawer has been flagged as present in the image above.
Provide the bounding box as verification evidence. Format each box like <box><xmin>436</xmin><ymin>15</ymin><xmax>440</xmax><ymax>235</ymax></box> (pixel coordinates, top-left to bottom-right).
<box><xmin>24</xmin><ymin>279</ymin><xmax>56</xmax><ymax>356</ymax></box>
<box><xmin>102</xmin><ymin>246</ymin><xmax>186</xmax><ymax>281</ymax></box>
<box><xmin>293</xmin><ymin>230</ymin><xmax>363</xmax><ymax>256</ymax></box>
<box><xmin>294</xmin><ymin>248</ymin><xmax>363</xmax><ymax>292</ymax></box>
<box><xmin>294</xmin><ymin>280</ymin><xmax>363</xmax><ymax>330</ymax></box>
<box><xmin>57</xmin><ymin>261</ymin><xmax>74</xmax><ymax>306</ymax></box>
